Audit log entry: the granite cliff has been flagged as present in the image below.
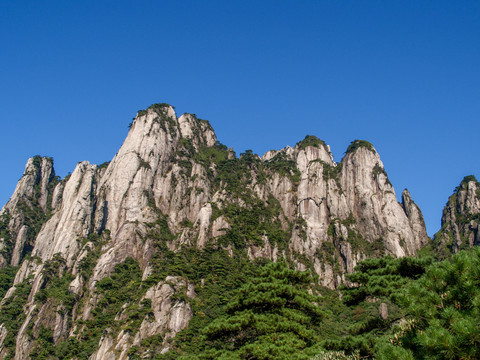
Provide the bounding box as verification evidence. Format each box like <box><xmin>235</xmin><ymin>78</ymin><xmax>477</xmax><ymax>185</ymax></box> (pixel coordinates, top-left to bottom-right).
<box><xmin>0</xmin><ymin>103</ymin><xmax>444</xmax><ymax>358</ymax></box>
<box><xmin>432</xmin><ymin>175</ymin><xmax>480</xmax><ymax>255</ymax></box>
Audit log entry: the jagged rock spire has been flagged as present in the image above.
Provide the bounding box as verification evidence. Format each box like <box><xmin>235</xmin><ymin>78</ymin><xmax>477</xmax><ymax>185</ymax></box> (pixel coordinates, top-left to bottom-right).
<box><xmin>435</xmin><ymin>175</ymin><xmax>480</xmax><ymax>252</ymax></box>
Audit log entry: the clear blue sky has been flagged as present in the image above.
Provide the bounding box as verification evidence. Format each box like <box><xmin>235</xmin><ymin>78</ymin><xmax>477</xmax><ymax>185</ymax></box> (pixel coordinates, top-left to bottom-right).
<box><xmin>1</xmin><ymin>1</ymin><xmax>479</xmax><ymax>236</ymax></box>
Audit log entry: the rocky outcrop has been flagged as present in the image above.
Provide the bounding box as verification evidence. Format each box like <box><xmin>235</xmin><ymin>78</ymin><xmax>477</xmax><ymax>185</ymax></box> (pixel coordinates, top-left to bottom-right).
<box><xmin>257</xmin><ymin>139</ymin><xmax>429</xmax><ymax>287</ymax></box>
<box><xmin>32</xmin><ymin>161</ymin><xmax>101</xmax><ymax>267</ymax></box>
<box><xmin>402</xmin><ymin>189</ymin><xmax>429</xmax><ymax>249</ymax></box>
<box><xmin>88</xmin><ymin>277</ymin><xmax>194</xmax><ymax>360</ymax></box>
<box><xmin>435</xmin><ymin>176</ymin><xmax>480</xmax><ymax>253</ymax></box>
<box><xmin>0</xmin><ymin>156</ymin><xmax>58</xmax><ymax>267</ymax></box>
<box><xmin>134</xmin><ymin>277</ymin><xmax>194</xmax><ymax>348</ymax></box>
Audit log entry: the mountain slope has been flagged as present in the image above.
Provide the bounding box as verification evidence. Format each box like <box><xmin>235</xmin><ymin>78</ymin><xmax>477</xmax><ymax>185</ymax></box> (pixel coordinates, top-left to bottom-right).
<box><xmin>0</xmin><ymin>103</ymin><xmax>430</xmax><ymax>359</ymax></box>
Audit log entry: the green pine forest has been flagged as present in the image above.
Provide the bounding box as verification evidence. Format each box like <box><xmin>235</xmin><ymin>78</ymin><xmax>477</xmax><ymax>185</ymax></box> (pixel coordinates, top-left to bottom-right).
<box><xmin>3</xmin><ymin>237</ymin><xmax>480</xmax><ymax>359</ymax></box>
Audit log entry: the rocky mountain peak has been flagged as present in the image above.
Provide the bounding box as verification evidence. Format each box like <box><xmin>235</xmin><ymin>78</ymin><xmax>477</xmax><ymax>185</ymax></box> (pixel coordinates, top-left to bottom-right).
<box><xmin>178</xmin><ymin>113</ymin><xmax>217</xmax><ymax>149</ymax></box>
<box><xmin>2</xmin><ymin>156</ymin><xmax>55</xmax><ymax>213</ymax></box>
<box><xmin>0</xmin><ymin>156</ymin><xmax>58</xmax><ymax>267</ymax></box>
<box><xmin>454</xmin><ymin>175</ymin><xmax>480</xmax><ymax>215</ymax></box>
<box><xmin>434</xmin><ymin>175</ymin><xmax>480</xmax><ymax>253</ymax></box>
<box><xmin>402</xmin><ymin>189</ymin><xmax>429</xmax><ymax>248</ymax></box>
<box><xmin>262</xmin><ymin>135</ymin><xmax>334</xmax><ymax>170</ymax></box>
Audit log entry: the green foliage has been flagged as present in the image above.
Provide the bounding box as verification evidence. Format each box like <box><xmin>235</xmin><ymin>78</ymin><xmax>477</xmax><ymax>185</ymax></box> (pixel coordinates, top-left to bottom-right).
<box><xmin>320</xmin><ymin>255</ymin><xmax>433</xmax><ymax>357</ymax></box>
<box><xmin>317</xmin><ymin>242</ymin><xmax>336</xmax><ymax>265</ymax></box>
<box><xmin>296</xmin><ymin>135</ymin><xmax>327</xmax><ymax>151</ymax></box>
<box><xmin>35</xmin><ymin>260</ymin><xmax>75</xmax><ymax>312</ymax></box>
<box><xmin>459</xmin><ymin>174</ymin><xmax>478</xmax><ymax>186</ymax></box>
<box><xmin>97</xmin><ymin>161</ymin><xmax>110</xmax><ymax>170</ymax></box>
<box><xmin>47</xmin><ymin>255</ymin><xmax>149</xmax><ymax>359</ymax></box>
<box><xmin>265</xmin><ymin>152</ymin><xmax>301</xmax><ymax>183</ymax></box>
<box><xmin>372</xmin><ymin>163</ymin><xmax>392</xmax><ymax>186</ymax></box>
<box><xmin>146</xmin><ymin>214</ymin><xmax>176</xmax><ymax>246</ymax></box>
<box><xmin>214</xmin><ymin>154</ymin><xmax>261</xmax><ymax>199</ymax></box>
<box><xmin>311</xmin><ymin>350</ymin><xmax>361</xmax><ymax>360</ymax></box>
<box><xmin>153</xmin><ymin>248</ymin><xmax>263</xmax><ymax>357</ymax></box>
<box><xmin>30</xmin><ymin>326</ymin><xmax>56</xmax><ymax>359</ymax></box>
<box><xmin>17</xmin><ymin>200</ymin><xmax>48</xmax><ymax>244</ymax></box>
<box><xmin>378</xmin><ymin>248</ymin><xmax>480</xmax><ymax>359</ymax></box>
<box><xmin>77</xmin><ymin>232</ymin><xmax>110</xmax><ymax>281</ymax></box>
<box><xmin>0</xmin><ymin>210</ymin><xmax>13</xmax><ymax>258</ymax></box>
<box><xmin>0</xmin><ymin>265</ymin><xmax>18</xmax><ymax>299</ymax></box>
<box><xmin>342</xmin><ymin>256</ymin><xmax>432</xmax><ymax>306</ymax></box>
<box><xmin>176</xmin><ymin>138</ymin><xmax>195</xmax><ymax>157</ymax></box>
<box><xmin>0</xmin><ymin>279</ymin><xmax>33</xmax><ymax>356</ymax></box>
<box><xmin>216</xmin><ymin>196</ymin><xmax>289</xmax><ymax>249</ymax></box>
<box><xmin>138</xmin><ymin>156</ymin><xmax>151</xmax><ymax>170</ymax></box>
<box><xmin>55</xmin><ymin>257</ymin><xmax>146</xmax><ymax>359</ymax></box>
<box><xmin>321</xmin><ymin>161</ymin><xmax>342</xmax><ymax>187</ymax></box>
<box><xmin>150</xmin><ymin>102</ymin><xmax>174</xmax><ymax>110</ymax></box>
<box><xmin>193</xmin><ymin>142</ymin><xmax>229</xmax><ymax>168</ymax></box>
<box><xmin>135</xmin><ymin>103</ymin><xmax>178</xmax><ymax>136</ymax></box>
<box><xmin>345</xmin><ymin>140</ymin><xmax>375</xmax><ymax>155</ymax></box>
<box><xmin>178</xmin><ymin>262</ymin><xmax>324</xmax><ymax>359</ymax></box>
<box><xmin>328</xmin><ymin>217</ymin><xmax>384</xmax><ymax>258</ymax></box>
<box><xmin>138</xmin><ymin>103</ymin><xmax>174</xmax><ymax>117</ymax></box>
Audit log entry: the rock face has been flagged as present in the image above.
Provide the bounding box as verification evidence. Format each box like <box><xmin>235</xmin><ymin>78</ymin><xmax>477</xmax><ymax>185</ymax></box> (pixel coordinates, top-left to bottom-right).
<box><xmin>88</xmin><ymin>277</ymin><xmax>194</xmax><ymax>360</ymax></box>
<box><xmin>402</xmin><ymin>189</ymin><xmax>429</xmax><ymax>249</ymax></box>
<box><xmin>0</xmin><ymin>103</ymin><xmax>431</xmax><ymax>358</ymax></box>
<box><xmin>434</xmin><ymin>176</ymin><xmax>480</xmax><ymax>253</ymax></box>
<box><xmin>0</xmin><ymin>156</ymin><xmax>58</xmax><ymax>267</ymax></box>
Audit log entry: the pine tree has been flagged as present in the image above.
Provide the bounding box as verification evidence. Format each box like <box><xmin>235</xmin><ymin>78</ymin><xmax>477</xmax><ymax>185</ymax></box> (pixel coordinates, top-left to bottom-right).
<box><xmin>325</xmin><ymin>255</ymin><xmax>432</xmax><ymax>357</ymax></box>
<box><xmin>180</xmin><ymin>261</ymin><xmax>325</xmax><ymax>360</ymax></box>
<box><xmin>376</xmin><ymin>247</ymin><xmax>480</xmax><ymax>359</ymax></box>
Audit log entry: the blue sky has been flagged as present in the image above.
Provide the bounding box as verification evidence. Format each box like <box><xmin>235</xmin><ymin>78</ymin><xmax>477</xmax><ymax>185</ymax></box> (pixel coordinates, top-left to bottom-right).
<box><xmin>1</xmin><ymin>1</ymin><xmax>479</xmax><ymax>236</ymax></box>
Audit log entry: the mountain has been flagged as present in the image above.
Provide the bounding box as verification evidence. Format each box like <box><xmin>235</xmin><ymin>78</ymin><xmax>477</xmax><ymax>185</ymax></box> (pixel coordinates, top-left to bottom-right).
<box><xmin>0</xmin><ymin>103</ymin><xmax>471</xmax><ymax>359</ymax></box>
<box><xmin>431</xmin><ymin>175</ymin><xmax>480</xmax><ymax>256</ymax></box>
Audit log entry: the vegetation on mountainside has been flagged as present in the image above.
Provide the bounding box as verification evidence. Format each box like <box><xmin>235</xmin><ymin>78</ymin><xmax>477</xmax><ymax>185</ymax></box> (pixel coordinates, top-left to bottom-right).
<box><xmin>6</xmin><ymin>242</ymin><xmax>480</xmax><ymax>359</ymax></box>
<box><xmin>177</xmin><ymin>262</ymin><xmax>324</xmax><ymax>360</ymax></box>
<box><xmin>323</xmin><ymin>256</ymin><xmax>433</xmax><ymax>357</ymax></box>
<box><xmin>0</xmin><ymin>210</ymin><xmax>13</xmax><ymax>260</ymax></box>
<box><xmin>296</xmin><ymin>135</ymin><xmax>328</xmax><ymax>151</ymax></box>
<box><xmin>0</xmin><ymin>265</ymin><xmax>17</xmax><ymax>299</ymax></box>
<box><xmin>137</xmin><ymin>103</ymin><xmax>174</xmax><ymax>117</ymax></box>
<box><xmin>374</xmin><ymin>247</ymin><xmax>480</xmax><ymax>359</ymax></box>
<box><xmin>0</xmin><ymin>279</ymin><xmax>33</xmax><ymax>358</ymax></box>
<box><xmin>345</xmin><ymin>140</ymin><xmax>375</xmax><ymax>154</ymax></box>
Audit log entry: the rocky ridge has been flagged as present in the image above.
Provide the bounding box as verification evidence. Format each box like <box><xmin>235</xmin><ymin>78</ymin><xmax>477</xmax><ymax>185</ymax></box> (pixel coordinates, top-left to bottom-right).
<box><xmin>0</xmin><ymin>103</ymin><xmax>433</xmax><ymax>359</ymax></box>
